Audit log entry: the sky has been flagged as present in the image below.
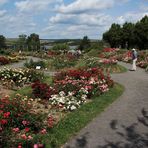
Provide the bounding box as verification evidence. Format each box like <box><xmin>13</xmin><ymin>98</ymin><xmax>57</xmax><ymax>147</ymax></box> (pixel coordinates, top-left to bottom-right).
<box><xmin>0</xmin><ymin>0</ymin><xmax>148</xmax><ymax>39</ymax></box>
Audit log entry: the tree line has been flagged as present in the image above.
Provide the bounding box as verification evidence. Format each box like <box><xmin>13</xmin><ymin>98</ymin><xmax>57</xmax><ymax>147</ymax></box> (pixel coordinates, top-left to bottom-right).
<box><xmin>0</xmin><ymin>33</ymin><xmax>40</xmax><ymax>51</ymax></box>
<box><xmin>103</xmin><ymin>15</ymin><xmax>148</xmax><ymax>50</ymax></box>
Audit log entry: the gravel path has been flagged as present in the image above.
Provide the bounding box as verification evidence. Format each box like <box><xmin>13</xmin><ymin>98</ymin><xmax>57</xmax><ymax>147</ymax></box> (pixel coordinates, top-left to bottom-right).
<box><xmin>64</xmin><ymin>62</ymin><xmax>148</xmax><ymax>148</ymax></box>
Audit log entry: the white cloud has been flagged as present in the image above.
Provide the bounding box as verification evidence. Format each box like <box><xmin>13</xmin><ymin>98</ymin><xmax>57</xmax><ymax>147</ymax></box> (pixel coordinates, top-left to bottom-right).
<box><xmin>0</xmin><ymin>0</ymin><xmax>8</xmax><ymax>6</ymax></box>
<box><xmin>0</xmin><ymin>10</ymin><xmax>7</xmax><ymax>17</ymax></box>
<box><xmin>56</xmin><ymin>0</ymin><xmax>114</xmax><ymax>14</ymax></box>
<box><xmin>50</xmin><ymin>13</ymin><xmax>112</xmax><ymax>27</ymax></box>
<box><xmin>116</xmin><ymin>12</ymin><xmax>148</xmax><ymax>24</ymax></box>
<box><xmin>15</xmin><ymin>0</ymin><xmax>63</xmax><ymax>13</ymax></box>
<box><xmin>0</xmin><ymin>12</ymin><xmax>37</xmax><ymax>37</ymax></box>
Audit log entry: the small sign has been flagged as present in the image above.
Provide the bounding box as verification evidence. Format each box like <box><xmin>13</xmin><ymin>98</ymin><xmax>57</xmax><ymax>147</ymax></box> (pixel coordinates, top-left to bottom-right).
<box><xmin>36</xmin><ymin>66</ymin><xmax>41</xmax><ymax>70</ymax></box>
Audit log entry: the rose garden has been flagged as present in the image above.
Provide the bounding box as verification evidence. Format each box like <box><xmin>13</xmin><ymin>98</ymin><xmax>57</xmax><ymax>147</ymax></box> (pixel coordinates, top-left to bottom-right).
<box><xmin>0</xmin><ymin>45</ymin><xmax>148</xmax><ymax>147</ymax></box>
<box><xmin>0</xmin><ymin>16</ymin><xmax>148</xmax><ymax>148</ymax></box>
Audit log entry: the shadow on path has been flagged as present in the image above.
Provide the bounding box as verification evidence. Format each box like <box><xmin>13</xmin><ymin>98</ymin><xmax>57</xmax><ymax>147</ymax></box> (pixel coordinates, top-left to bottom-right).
<box><xmin>97</xmin><ymin>108</ymin><xmax>148</xmax><ymax>148</ymax></box>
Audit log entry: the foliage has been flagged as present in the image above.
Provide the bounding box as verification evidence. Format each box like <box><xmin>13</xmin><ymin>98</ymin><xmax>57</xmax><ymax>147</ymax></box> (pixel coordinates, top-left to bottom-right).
<box><xmin>32</xmin><ymin>81</ymin><xmax>54</xmax><ymax>100</ymax></box>
<box><xmin>0</xmin><ymin>68</ymin><xmax>44</xmax><ymax>89</ymax></box>
<box><xmin>78</xmin><ymin>36</ymin><xmax>91</xmax><ymax>51</ymax></box>
<box><xmin>103</xmin><ymin>23</ymin><xmax>122</xmax><ymax>48</ymax></box>
<box><xmin>31</xmin><ymin>67</ymin><xmax>114</xmax><ymax>111</ymax></box>
<box><xmin>52</xmin><ymin>43</ymin><xmax>70</xmax><ymax>51</ymax></box>
<box><xmin>0</xmin><ymin>49</ymin><xmax>12</xmax><ymax>55</ymax></box>
<box><xmin>0</xmin><ymin>35</ymin><xmax>6</xmax><ymax>49</ymax></box>
<box><xmin>17</xmin><ymin>34</ymin><xmax>27</xmax><ymax>51</ymax></box>
<box><xmin>27</xmin><ymin>33</ymin><xmax>40</xmax><ymax>51</ymax></box>
<box><xmin>103</xmin><ymin>15</ymin><xmax>148</xmax><ymax>50</ymax></box>
<box><xmin>50</xmin><ymin>54</ymin><xmax>78</xmax><ymax>70</ymax></box>
<box><xmin>0</xmin><ymin>56</ymin><xmax>10</xmax><ymax>65</ymax></box>
<box><xmin>0</xmin><ymin>94</ymin><xmax>55</xmax><ymax>147</ymax></box>
<box><xmin>134</xmin><ymin>16</ymin><xmax>148</xmax><ymax>49</ymax></box>
<box><xmin>24</xmin><ymin>59</ymin><xmax>46</xmax><ymax>69</ymax></box>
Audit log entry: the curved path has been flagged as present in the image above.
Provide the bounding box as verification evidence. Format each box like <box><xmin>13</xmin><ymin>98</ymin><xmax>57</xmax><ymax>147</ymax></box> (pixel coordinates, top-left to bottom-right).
<box><xmin>64</xmin><ymin>62</ymin><xmax>148</xmax><ymax>148</ymax></box>
<box><xmin>0</xmin><ymin>56</ymin><xmax>56</xmax><ymax>76</ymax></box>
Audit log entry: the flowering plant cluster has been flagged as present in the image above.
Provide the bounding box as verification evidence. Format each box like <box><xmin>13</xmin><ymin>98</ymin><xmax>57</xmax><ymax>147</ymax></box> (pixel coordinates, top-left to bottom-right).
<box><xmin>31</xmin><ymin>68</ymin><xmax>114</xmax><ymax>111</ymax></box>
<box><xmin>0</xmin><ymin>56</ymin><xmax>10</xmax><ymax>65</ymax></box>
<box><xmin>103</xmin><ymin>48</ymin><xmax>119</xmax><ymax>52</ymax></box>
<box><xmin>137</xmin><ymin>61</ymin><xmax>148</xmax><ymax>68</ymax></box>
<box><xmin>32</xmin><ymin>68</ymin><xmax>114</xmax><ymax>111</ymax></box>
<box><xmin>0</xmin><ymin>94</ymin><xmax>56</xmax><ymax>147</ymax></box>
<box><xmin>99</xmin><ymin>49</ymin><xmax>148</xmax><ymax>71</ymax></box>
<box><xmin>80</xmin><ymin>56</ymin><xmax>118</xmax><ymax>73</ymax></box>
<box><xmin>50</xmin><ymin>90</ymin><xmax>87</xmax><ymax>111</ymax></box>
<box><xmin>99</xmin><ymin>58</ymin><xmax>118</xmax><ymax>65</ymax></box>
<box><xmin>50</xmin><ymin>54</ymin><xmax>78</xmax><ymax>70</ymax></box>
<box><xmin>32</xmin><ymin>81</ymin><xmax>55</xmax><ymax>99</ymax></box>
<box><xmin>0</xmin><ymin>68</ymin><xmax>44</xmax><ymax>89</ymax></box>
<box><xmin>48</xmin><ymin>51</ymin><xmax>59</xmax><ymax>57</ymax></box>
<box><xmin>136</xmin><ymin>51</ymin><xmax>148</xmax><ymax>69</ymax></box>
<box><xmin>8</xmin><ymin>55</ymin><xmax>26</xmax><ymax>63</ymax></box>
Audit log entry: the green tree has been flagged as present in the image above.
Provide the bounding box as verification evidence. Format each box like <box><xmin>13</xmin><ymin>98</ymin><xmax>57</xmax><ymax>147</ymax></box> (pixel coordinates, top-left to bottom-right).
<box><xmin>27</xmin><ymin>33</ymin><xmax>40</xmax><ymax>51</ymax></box>
<box><xmin>0</xmin><ymin>35</ymin><xmax>6</xmax><ymax>49</ymax></box>
<box><xmin>52</xmin><ymin>43</ymin><xmax>70</xmax><ymax>51</ymax></box>
<box><xmin>121</xmin><ymin>22</ymin><xmax>135</xmax><ymax>49</ymax></box>
<box><xmin>79</xmin><ymin>36</ymin><xmax>91</xmax><ymax>51</ymax></box>
<box><xmin>135</xmin><ymin>15</ymin><xmax>148</xmax><ymax>50</ymax></box>
<box><xmin>17</xmin><ymin>34</ymin><xmax>27</xmax><ymax>50</ymax></box>
<box><xmin>103</xmin><ymin>24</ymin><xmax>122</xmax><ymax>48</ymax></box>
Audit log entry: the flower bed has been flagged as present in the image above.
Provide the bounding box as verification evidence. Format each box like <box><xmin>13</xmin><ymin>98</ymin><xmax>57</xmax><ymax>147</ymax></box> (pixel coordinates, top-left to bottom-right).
<box><xmin>0</xmin><ymin>68</ymin><xmax>44</xmax><ymax>89</ymax></box>
<box><xmin>77</xmin><ymin>56</ymin><xmax>123</xmax><ymax>73</ymax></box>
<box><xmin>32</xmin><ymin>68</ymin><xmax>114</xmax><ymax>111</ymax></box>
<box><xmin>50</xmin><ymin>54</ymin><xmax>79</xmax><ymax>70</ymax></box>
<box><xmin>0</xmin><ymin>94</ymin><xmax>56</xmax><ymax>147</ymax></box>
<box><xmin>99</xmin><ymin>49</ymin><xmax>148</xmax><ymax>70</ymax></box>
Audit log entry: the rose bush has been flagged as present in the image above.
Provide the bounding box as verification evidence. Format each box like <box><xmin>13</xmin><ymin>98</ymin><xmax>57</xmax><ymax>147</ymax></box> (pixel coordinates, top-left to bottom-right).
<box><xmin>0</xmin><ymin>94</ymin><xmax>56</xmax><ymax>147</ymax></box>
<box><xmin>0</xmin><ymin>56</ymin><xmax>10</xmax><ymax>65</ymax></box>
<box><xmin>32</xmin><ymin>68</ymin><xmax>114</xmax><ymax>111</ymax></box>
<box><xmin>0</xmin><ymin>68</ymin><xmax>44</xmax><ymax>89</ymax></box>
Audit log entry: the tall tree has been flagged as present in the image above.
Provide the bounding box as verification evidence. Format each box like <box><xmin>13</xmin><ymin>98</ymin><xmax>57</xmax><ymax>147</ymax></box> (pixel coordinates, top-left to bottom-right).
<box><xmin>103</xmin><ymin>23</ymin><xmax>122</xmax><ymax>48</ymax></box>
<box><xmin>17</xmin><ymin>34</ymin><xmax>27</xmax><ymax>50</ymax></box>
<box><xmin>27</xmin><ymin>33</ymin><xmax>40</xmax><ymax>51</ymax></box>
<box><xmin>121</xmin><ymin>22</ymin><xmax>135</xmax><ymax>49</ymax></box>
<box><xmin>79</xmin><ymin>36</ymin><xmax>91</xmax><ymax>51</ymax></box>
<box><xmin>0</xmin><ymin>35</ymin><xmax>6</xmax><ymax>49</ymax></box>
<box><xmin>134</xmin><ymin>15</ymin><xmax>148</xmax><ymax>50</ymax></box>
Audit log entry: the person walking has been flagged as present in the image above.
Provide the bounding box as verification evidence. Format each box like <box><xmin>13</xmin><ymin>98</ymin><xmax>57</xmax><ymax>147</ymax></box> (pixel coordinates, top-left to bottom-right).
<box><xmin>131</xmin><ymin>48</ymin><xmax>138</xmax><ymax>71</ymax></box>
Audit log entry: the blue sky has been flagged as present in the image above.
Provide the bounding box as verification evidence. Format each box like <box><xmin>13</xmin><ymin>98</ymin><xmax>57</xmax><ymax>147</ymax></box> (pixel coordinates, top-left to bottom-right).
<box><xmin>0</xmin><ymin>0</ymin><xmax>148</xmax><ymax>39</ymax></box>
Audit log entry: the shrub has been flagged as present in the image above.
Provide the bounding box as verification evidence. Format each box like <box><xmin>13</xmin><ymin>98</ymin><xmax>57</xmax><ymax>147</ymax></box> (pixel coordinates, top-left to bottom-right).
<box><xmin>24</xmin><ymin>59</ymin><xmax>46</xmax><ymax>69</ymax></box>
<box><xmin>0</xmin><ymin>56</ymin><xmax>10</xmax><ymax>65</ymax></box>
<box><xmin>50</xmin><ymin>55</ymin><xmax>77</xmax><ymax>69</ymax></box>
<box><xmin>0</xmin><ymin>94</ymin><xmax>55</xmax><ymax>147</ymax></box>
<box><xmin>0</xmin><ymin>68</ymin><xmax>44</xmax><ymax>89</ymax></box>
<box><xmin>32</xmin><ymin>81</ymin><xmax>54</xmax><ymax>99</ymax></box>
